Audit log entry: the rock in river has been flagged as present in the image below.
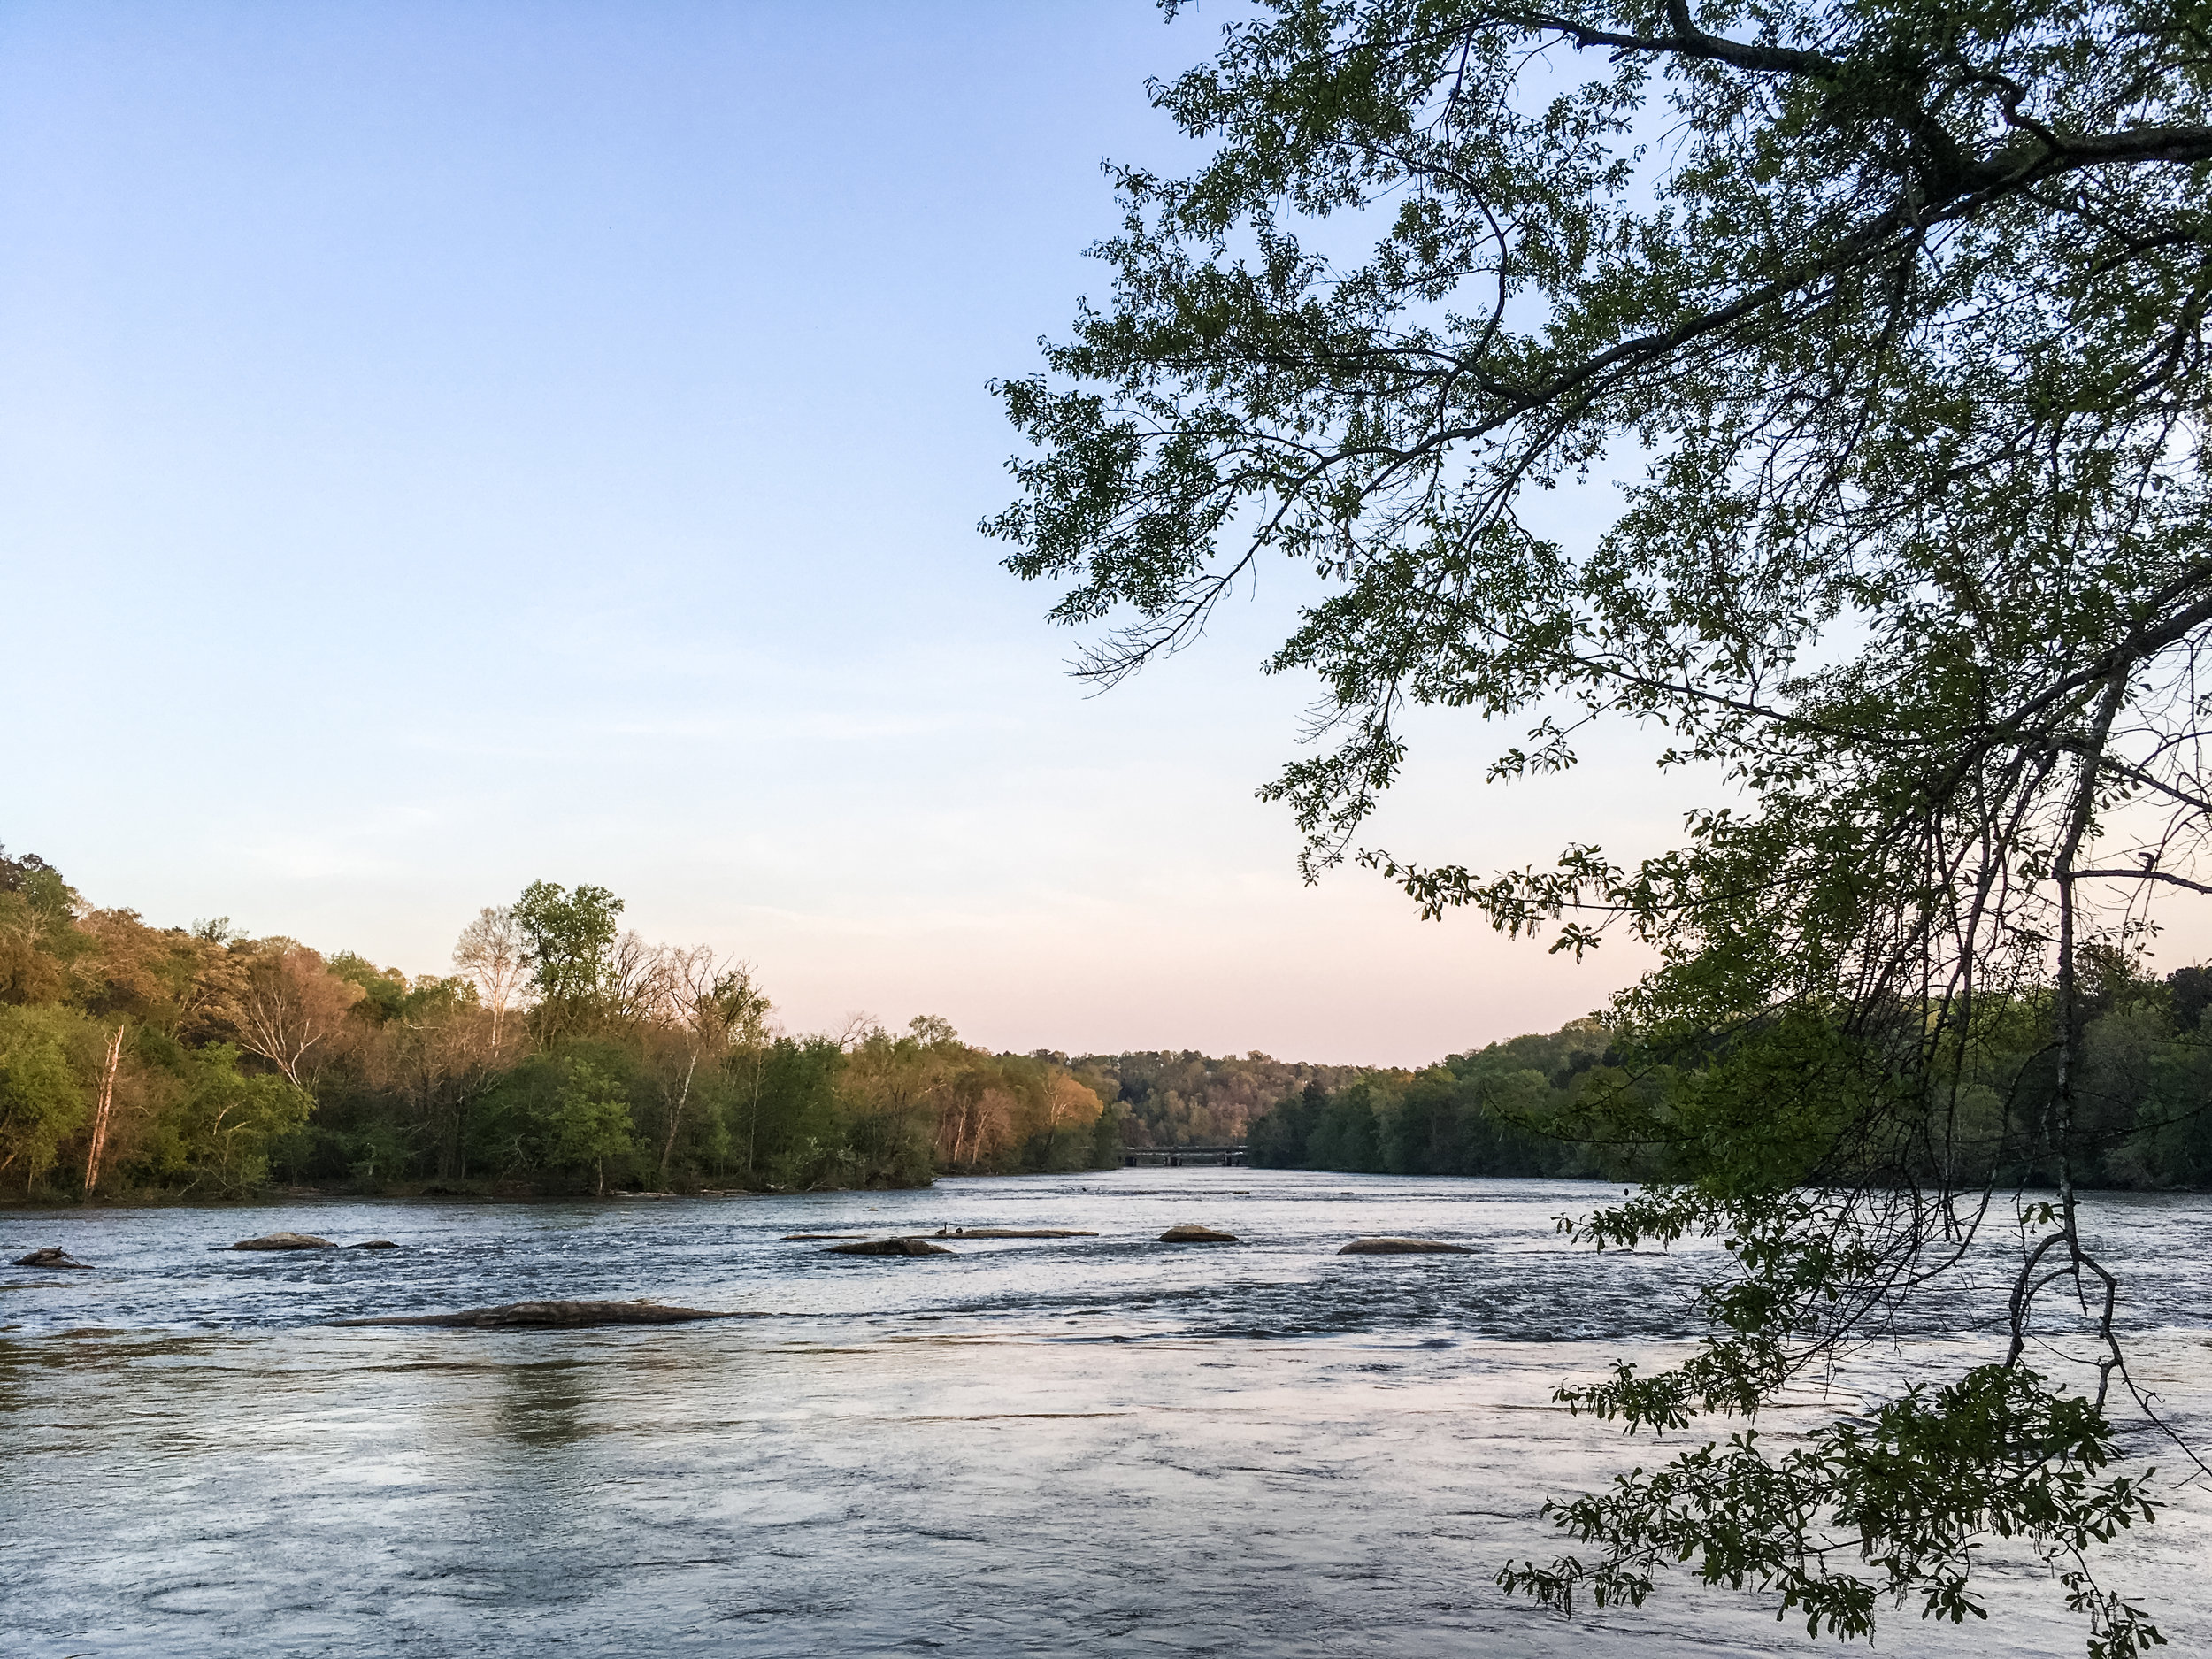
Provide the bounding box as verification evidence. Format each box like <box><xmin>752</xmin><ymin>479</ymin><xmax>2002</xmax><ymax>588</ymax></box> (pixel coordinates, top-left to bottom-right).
<box><xmin>12</xmin><ymin>1248</ymin><xmax>92</xmax><ymax>1270</ymax></box>
<box><xmin>349</xmin><ymin>1240</ymin><xmax>399</xmax><ymax>1249</ymax></box>
<box><xmin>826</xmin><ymin>1236</ymin><xmax>954</xmax><ymax>1256</ymax></box>
<box><xmin>1158</xmin><ymin>1225</ymin><xmax>1240</xmax><ymax>1244</ymax></box>
<box><xmin>230</xmin><ymin>1233</ymin><xmax>338</xmax><ymax>1251</ymax></box>
<box><xmin>933</xmin><ymin>1227</ymin><xmax>1099</xmax><ymax>1239</ymax></box>
<box><xmin>1337</xmin><ymin>1237</ymin><xmax>1474</xmax><ymax>1255</ymax></box>
<box><xmin>332</xmin><ymin>1299</ymin><xmax>744</xmax><ymax>1329</ymax></box>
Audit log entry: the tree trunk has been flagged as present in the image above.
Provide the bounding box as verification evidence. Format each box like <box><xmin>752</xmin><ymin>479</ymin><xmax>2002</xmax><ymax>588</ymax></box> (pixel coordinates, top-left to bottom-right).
<box><xmin>2008</xmin><ymin>665</ymin><xmax>2131</xmax><ymax>1402</ymax></box>
<box><xmin>82</xmin><ymin>1023</ymin><xmax>125</xmax><ymax>1198</ymax></box>
<box><xmin>2049</xmin><ymin>670</ymin><xmax>2131</xmax><ymax>1194</ymax></box>
<box><xmin>744</xmin><ymin>1051</ymin><xmax>764</xmax><ymax>1182</ymax></box>
<box><xmin>659</xmin><ymin>1051</ymin><xmax>698</xmax><ymax>1185</ymax></box>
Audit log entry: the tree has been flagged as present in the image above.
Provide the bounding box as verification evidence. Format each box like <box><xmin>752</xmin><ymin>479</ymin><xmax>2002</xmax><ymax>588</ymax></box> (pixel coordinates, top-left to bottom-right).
<box><xmin>745</xmin><ymin>1034</ymin><xmax>847</xmax><ymax>1188</ymax></box>
<box><xmin>646</xmin><ymin>948</ymin><xmax>771</xmax><ymax>1184</ymax></box>
<box><xmin>0</xmin><ymin>845</ymin><xmax>79</xmax><ymax>1006</ymax></box>
<box><xmin>0</xmin><ymin>1006</ymin><xmax>88</xmax><ymax>1193</ymax></box>
<box><xmin>1025</xmin><ymin>1068</ymin><xmax>1104</xmax><ymax>1170</ymax></box>
<box><xmin>218</xmin><ymin>941</ymin><xmax>365</xmax><ymax>1091</ymax></box>
<box><xmin>710</xmin><ymin>965</ymin><xmax>777</xmax><ymax>1180</ymax></box>
<box><xmin>139</xmin><ymin>1041</ymin><xmax>313</xmax><ymax>1196</ymax></box>
<box><xmin>511</xmin><ymin>881</ymin><xmax>624</xmax><ymax>1041</ymax></box>
<box><xmin>344</xmin><ymin>970</ymin><xmax>503</xmax><ymax>1183</ymax></box>
<box><xmin>836</xmin><ymin>1017</ymin><xmax>964</xmax><ymax>1187</ymax></box>
<box><xmin>450</xmin><ymin>905</ymin><xmax>532</xmax><ymax>1051</ymax></box>
<box><xmin>67</xmin><ymin>908</ymin><xmax>239</xmax><ymax>1039</ymax></box>
<box><xmin>81</xmin><ymin>1019</ymin><xmax>127</xmax><ymax>1195</ymax></box>
<box><xmin>990</xmin><ymin>3</ymin><xmax>2209</xmax><ymax>1650</ymax></box>
<box><xmin>540</xmin><ymin>1057</ymin><xmax>634</xmax><ymax>1196</ymax></box>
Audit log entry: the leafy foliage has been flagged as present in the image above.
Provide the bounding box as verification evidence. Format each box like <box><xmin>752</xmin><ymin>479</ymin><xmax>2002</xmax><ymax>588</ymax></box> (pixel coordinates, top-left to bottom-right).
<box><xmin>990</xmin><ymin>0</ymin><xmax>2211</xmax><ymax>1646</ymax></box>
<box><xmin>1073</xmin><ymin>1048</ymin><xmax>1370</xmax><ymax>1146</ymax></box>
<box><xmin>0</xmin><ymin>848</ymin><xmax>1116</xmax><ymax>1198</ymax></box>
<box><xmin>0</xmin><ymin>1006</ymin><xmax>90</xmax><ymax>1190</ymax></box>
<box><xmin>1503</xmin><ymin>1363</ymin><xmax>2162</xmax><ymax>1656</ymax></box>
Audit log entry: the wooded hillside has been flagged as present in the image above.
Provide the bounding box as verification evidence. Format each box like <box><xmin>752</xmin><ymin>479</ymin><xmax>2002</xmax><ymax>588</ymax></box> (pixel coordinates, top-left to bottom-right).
<box><xmin>0</xmin><ymin>846</ymin><xmax>1118</xmax><ymax>1199</ymax></box>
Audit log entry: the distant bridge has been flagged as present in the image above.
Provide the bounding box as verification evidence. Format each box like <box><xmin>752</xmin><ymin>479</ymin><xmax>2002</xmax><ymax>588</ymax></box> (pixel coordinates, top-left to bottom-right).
<box><xmin>1123</xmin><ymin>1144</ymin><xmax>1248</xmax><ymax>1168</ymax></box>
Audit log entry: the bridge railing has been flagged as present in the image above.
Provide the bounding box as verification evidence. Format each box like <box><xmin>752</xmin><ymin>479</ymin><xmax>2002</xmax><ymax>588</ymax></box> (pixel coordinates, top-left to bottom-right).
<box><xmin>1121</xmin><ymin>1145</ymin><xmax>1248</xmax><ymax>1168</ymax></box>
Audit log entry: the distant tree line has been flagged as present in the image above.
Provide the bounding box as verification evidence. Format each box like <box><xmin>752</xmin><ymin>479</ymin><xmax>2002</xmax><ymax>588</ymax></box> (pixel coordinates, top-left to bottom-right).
<box><xmin>0</xmin><ymin>846</ymin><xmax>1119</xmax><ymax>1201</ymax></box>
<box><xmin>1247</xmin><ymin>1022</ymin><xmax>1612</xmax><ymax>1178</ymax></box>
<box><xmin>1250</xmin><ymin>972</ymin><xmax>2212</xmax><ymax>1189</ymax></box>
<box><xmin>1059</xmin><ymin>1049</ymin><xmax>1369</xmax><ymax>1149</ymax></box>
<box><xmin>13</xmin><ymin>841</ymin><xmax>2203</xmax><ymax>1203</ymax></box>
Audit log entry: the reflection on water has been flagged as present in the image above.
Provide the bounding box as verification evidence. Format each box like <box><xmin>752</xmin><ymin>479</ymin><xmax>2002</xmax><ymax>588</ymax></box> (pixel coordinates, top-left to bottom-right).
<box><xmin>2</xmin><ymin>1170</ymin><xmax>2207</xmax><ymax>1657</ymax></box>
<box><xmin>498</xmin><ymin>1359</ymin><xmax>592</xmax><ymax>1449</ymax></box>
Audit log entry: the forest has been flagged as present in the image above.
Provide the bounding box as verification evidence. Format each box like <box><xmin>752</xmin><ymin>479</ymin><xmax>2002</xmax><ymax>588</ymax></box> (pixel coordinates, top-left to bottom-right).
<box><xmin>8</xmin><ymin>840</ymin><xmax>2207</xmax><ymax>1202</ymax></box>
<box><xmin>0</xmin><ymin>845</ymin><xmax>1121</xmax><ymax>1201</ymax></box>
<box><xmin>1067</xmin><ymin>1049</ymin><xmax>1367</xmax><ymax>1149</ymax></box>
<box><xmin>1249</xmin><ymin>979</ymin><xmax>2212</xmax><ymax>1189</ymax></box>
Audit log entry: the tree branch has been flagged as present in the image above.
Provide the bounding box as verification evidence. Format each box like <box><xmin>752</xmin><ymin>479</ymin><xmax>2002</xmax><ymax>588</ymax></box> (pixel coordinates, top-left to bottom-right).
<box><xmin>2071</xmin><ymin>867</ymin><xmax>2212</xmax><ymax>896</ymax></box>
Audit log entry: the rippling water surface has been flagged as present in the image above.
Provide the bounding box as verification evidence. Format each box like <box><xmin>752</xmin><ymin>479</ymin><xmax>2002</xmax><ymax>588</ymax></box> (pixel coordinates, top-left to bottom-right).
<box><xmin>4</xmin><ymin>1170</ymin><xmax>2208</xmax><ymax>1656</ymax></box>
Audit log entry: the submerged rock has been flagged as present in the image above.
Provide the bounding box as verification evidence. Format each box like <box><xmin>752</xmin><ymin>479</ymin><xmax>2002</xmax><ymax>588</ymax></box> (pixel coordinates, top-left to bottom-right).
<box><xmin>11</xmin><ymin>1248</ymin><xmax>92</xmax><ymax>1270</ymax></box>
<box><xmin>933</xmin><ymin>1227</ymin><xmax>1100</xmax><ymax>1239</ymax></box>
<box><xmin>230</xmin><ymin>1233</ymin><xmax>337</xmax><ymax>1251</ymax></box>
<box><xmin>332</xmin><ymin>1299</ymin><xmax>744</xmax><ymax>1329</ymax></box>
<box><xmin>780</xmin><ymin>1233</ymin><xmax>871</xmax><ymax>1240</ymax></box>
<box><xmin>349</xmin><ymin>1240</ymin><xmax>399</xmax><ymax>1250</ymax></box>
<box><xmin>826</xmin><ymin>1236</ymin><xmax>954</xmax><ymax>1256</ymax></box>
<box><xmin>1158</xmin><ymin>1225</ymin><xmax>1240</xmax><ymax>1244</ymax></box>
<box><xmin>1337</xmin><ymin>1237</ymin><xmax>1474</xmax><ymax>1256</ymax></box>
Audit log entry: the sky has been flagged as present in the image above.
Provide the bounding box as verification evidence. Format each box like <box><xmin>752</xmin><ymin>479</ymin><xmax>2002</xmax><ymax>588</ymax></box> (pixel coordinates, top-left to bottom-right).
<box><xmin>0</xmin><ymin>0</ymin><xmax>1723</xmax><ymax>1064</ymax></box>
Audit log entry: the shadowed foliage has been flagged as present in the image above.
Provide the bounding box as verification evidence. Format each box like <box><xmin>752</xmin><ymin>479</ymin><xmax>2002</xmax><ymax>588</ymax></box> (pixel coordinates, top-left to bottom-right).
<box><xmin>990</xmin><ymin>1</ymin><xmax>2212</xmax><ymax>1649</ymax></box>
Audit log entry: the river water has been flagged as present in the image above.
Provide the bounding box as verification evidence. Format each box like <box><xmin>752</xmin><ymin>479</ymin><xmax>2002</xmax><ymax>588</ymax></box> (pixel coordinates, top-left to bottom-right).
<box><xmin>4</xmin><ymin>1170</ymin><xmax>2208</xmax><ymax>1657</ymax></box>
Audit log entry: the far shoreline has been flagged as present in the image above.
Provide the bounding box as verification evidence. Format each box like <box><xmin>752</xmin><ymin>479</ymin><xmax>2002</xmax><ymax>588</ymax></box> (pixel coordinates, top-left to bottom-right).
<box><xmin>0</xmin><ymin>1166</ymin><xmax>1183</xmax><ymax>1212</ymax></box>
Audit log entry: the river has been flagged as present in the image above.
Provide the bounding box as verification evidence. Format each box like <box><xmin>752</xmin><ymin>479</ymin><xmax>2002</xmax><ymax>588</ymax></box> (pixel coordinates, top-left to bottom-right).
<box><xmin>4</xmin><ymin>1169</ymin><xmax>2208</xmax><ymax>1656</ymax></box>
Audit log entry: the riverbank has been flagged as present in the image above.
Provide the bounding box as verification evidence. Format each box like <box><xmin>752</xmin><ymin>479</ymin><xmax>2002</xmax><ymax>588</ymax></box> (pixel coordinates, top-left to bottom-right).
<box><xmin>0</xmin><ymin>1176</ymin><xmax>932</xmax><ymax>1210</ymax></box>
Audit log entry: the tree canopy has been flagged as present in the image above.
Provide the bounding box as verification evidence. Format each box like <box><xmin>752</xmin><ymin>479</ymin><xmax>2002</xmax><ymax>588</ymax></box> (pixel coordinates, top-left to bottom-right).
<box><xmin>0</xmin><ymin>849</ymin><xmax>1120</xmax><ymax>1200</ymax></box>
<box><xmin>990</xmin><ymin>2</ymin><xmax>2211</xmax><ymax>1650</ymax></box>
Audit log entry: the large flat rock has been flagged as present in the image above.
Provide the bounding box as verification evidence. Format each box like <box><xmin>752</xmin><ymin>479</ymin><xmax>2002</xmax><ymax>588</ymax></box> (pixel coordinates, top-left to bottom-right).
<box><xmin>933</xmin><ymin>1227</ymin><xmax>1099</xmax><ymax>1239</ymax></box>
<box><xmin>332</xmin><ymin>1300</ymin><xmax>745</xmax><ymax>1328</ymax></box>
<box><xmin>826</xmin><ymin>1237</ymin><xmax>954</xmax><ymax>1256</ymax></box>
<box><xmin>1158</xmin><ymin>1225</ymin><xmax>1240</xmax><ymax>1244</ymax></box>
<box><xmin>231</xmin><ymin>1233</ymin><xmax>338</xmax><ymax>1251</ymax></box>
<box><xmin>1337</xmin><ymin>1237</ymin><xmax>1475</xmax><ymax>1255</ymax></box>
<box><xmin>12</xmin><ymin>1248</ymin><xmax>92</xmax><ymax>1270</ymax></box>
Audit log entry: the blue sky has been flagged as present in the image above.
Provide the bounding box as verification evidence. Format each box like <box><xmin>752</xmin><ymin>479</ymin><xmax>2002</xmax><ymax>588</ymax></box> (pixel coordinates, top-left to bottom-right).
<box><xmin>0</xmin><ymin>1</ymin><xmax>1710</xmax><ymax>1064</ymax></box>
